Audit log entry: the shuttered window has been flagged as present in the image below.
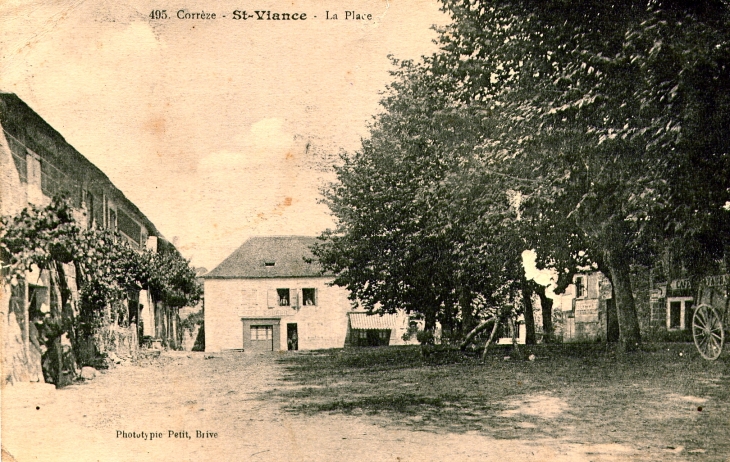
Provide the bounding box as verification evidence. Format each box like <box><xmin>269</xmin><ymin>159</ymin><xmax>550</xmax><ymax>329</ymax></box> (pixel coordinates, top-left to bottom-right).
<box><xmin>242</xmin><ymin>290</ymin><xmax>258</xmax><ymax>307</ymax></box>
<box><xmin>267</xmin><ymin>288</ymin><xmax>300</xmax><ymax>309</ymax></box>
<box><xmin>302</xmin><ymin>288</ymin><xmax>317</xmax><ymax>306</ymax></box>
<box><xmin>277</xmin><ymin>288</ymin><xmax>290</xmax><ymax>306</ymax></box>
<box><xmin>575</xmin><ymin>276</ymin><xmax>586</xmax><ymax>299</ymax></box>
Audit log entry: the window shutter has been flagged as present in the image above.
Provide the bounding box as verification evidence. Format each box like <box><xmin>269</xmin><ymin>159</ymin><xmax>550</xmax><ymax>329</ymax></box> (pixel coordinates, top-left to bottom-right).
<box><xmin>587</xmin><ymin>275</ymin><xmax>599</xmax><ymax>299</ymax></box>
<box><xmin>267</xmin><ymin>289</ymin><xmax>276</xmax><ymax>308</ymax></box>
<box><xmin>291</xmin><ymin>289</ymin><xmax>299</xmax><ymax>308</ymax></box>
<box><xmin>314</xmin><ymin>288</ymin><xmax>318</xmax><ymax>306</ymax></box>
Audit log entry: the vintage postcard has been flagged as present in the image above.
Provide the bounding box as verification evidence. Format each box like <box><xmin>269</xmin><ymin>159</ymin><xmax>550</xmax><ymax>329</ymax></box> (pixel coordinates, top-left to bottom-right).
<box><xmin>2</xmin><ymin>1</ymin><xmax>729</xmax><ymax>461</ymax></box>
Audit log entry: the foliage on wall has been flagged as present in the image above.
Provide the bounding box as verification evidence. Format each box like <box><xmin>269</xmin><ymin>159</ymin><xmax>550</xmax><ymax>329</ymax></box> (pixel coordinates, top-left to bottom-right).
<box><xmin>1</xmin><ymin>196</ymin><xmax>202</xmax><ymax>383</ymax></box>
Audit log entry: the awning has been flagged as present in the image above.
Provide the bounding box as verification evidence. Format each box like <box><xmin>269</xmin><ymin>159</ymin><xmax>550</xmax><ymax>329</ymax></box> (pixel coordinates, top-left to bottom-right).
<box><xmin>348</xmin><ymin>312</ymin><xmax>398</xmax><ymax>330</ymax></box>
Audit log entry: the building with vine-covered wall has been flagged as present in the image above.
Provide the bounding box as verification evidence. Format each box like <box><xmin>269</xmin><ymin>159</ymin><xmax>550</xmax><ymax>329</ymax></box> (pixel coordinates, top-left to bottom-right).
<box><xmin>0</xmin><ymin>93</ymin><xmax>180</xmax><ymax>385</ymax></box>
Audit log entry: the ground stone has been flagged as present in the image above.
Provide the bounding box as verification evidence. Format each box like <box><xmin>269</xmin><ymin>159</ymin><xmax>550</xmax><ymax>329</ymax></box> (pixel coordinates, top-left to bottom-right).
<box><xmin>80</xmin><ymin>367</ymin><xmax>97</xmax><ymax>380</ymax></box>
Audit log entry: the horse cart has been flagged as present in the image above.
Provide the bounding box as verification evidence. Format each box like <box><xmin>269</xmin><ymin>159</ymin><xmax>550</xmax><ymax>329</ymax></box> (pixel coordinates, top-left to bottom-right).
<box><xmin>692</xmin><ymin>274</ymin><xmax>729</xmax><ymax>360</ymax></box>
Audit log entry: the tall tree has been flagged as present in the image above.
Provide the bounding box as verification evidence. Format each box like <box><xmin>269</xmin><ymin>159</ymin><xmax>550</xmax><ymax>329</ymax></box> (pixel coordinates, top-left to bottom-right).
<box><xmin>316</xmin><ymin>0</ymin><xmax>730</xmax><ymax>353</ymax></box>
<box><xmin>427</xmin><ymin>0</ymin><xmax>730</xmax><ymax>351</ymax></box>
<box><xmin>314</xmin><ymin>61</ymin><xmax>527</xmax><ymax>339</ymax></box>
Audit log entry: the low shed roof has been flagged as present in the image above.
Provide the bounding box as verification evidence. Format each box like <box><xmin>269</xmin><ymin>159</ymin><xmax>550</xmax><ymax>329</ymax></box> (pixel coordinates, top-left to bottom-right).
<box><xmin>348</xmin><ymin>312</ymin><xmax>399</xmax><ymax>330</ymax></box>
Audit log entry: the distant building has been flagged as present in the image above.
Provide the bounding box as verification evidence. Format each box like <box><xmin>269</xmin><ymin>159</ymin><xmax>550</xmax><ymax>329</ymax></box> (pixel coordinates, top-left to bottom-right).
<box><xmin>0</xmin><ymin>93</ymin><xmax>181</xmax><ymax>383</ymax></box>
<box><xmin>551</xmin><ymin>272</ymin><xmax>618</xmax><ymax>342</ymax></box>
<box><xmin>203</xmin><ymin>236</ymin><xmax>415</xmax><ymax>352</ymax></box>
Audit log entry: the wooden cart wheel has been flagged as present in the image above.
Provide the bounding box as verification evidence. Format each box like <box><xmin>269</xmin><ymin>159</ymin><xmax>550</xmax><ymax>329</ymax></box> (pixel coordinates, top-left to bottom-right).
<box><xmin>692</xmin><ymin>304</ymin><xmax>725</xmax><ymax>360</ymax></box>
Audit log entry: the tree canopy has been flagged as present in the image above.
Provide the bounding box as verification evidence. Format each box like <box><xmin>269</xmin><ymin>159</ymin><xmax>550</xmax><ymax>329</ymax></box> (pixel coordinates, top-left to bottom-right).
<box><xmin>315</xmin><ymin>0</ymin><xmax>730</xmax><ymax>351</ymax></box>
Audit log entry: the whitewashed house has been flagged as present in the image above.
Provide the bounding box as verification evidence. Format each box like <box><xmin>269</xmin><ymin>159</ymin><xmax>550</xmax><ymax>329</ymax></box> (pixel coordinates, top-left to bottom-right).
<box><xmin>203</xmin><ymin>236</ymin><xmax>416</xmax><ymax>352</ymax></box>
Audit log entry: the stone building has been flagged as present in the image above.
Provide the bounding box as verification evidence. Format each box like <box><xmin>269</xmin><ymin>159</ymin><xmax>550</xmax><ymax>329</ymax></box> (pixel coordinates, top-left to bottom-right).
<box><xmin>553</xmin><ymin>272</ymin><xmax>619</xmax><ymax>342</ymax></box>
<box><xmin>0</xmin><ymin>93</ymin><xmax>179</xmax><ymax>384</ymax></box>
<box><xmin>203</xmin><ymin>236</ymin><xmax>415</xmax><ymax>352</ymax></box>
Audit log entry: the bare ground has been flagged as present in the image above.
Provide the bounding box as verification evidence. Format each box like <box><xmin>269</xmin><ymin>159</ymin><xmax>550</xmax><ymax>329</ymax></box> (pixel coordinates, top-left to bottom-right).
<box><xmin>1</xmin><ymin>346</ymin><xmax>727</xmax><ymax>461</ymax></box>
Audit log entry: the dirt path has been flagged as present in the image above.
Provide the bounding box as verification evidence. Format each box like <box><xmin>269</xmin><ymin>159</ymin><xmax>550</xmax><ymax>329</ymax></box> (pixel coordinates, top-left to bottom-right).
<box><xmin>3</xmin><ymin>351</ymin><xmax>650</xmax><ymax>461</ymax></box>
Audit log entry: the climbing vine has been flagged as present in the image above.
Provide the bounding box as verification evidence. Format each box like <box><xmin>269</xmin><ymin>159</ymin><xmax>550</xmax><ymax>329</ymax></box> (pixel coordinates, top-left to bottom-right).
<box><xmin>1</xmin><ymin>196</ymin><xmax>201</xmax><ymax>383</ymax></box>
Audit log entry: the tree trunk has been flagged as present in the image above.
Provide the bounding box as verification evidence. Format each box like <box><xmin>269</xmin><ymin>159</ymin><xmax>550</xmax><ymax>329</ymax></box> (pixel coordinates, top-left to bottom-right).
<box><xmin>481</xmin><ymin>317</ymin><xmax>501</xmax><ymax>360</ymax></box>
<box><xmin>535</xmin><ymin>284</ymin><xmax>554</xmax><ymax>343</ymax></box>
<box><xmin>460</xmin><ymin>316</ymin><xmax>496</xmax><ymax>350</ymax></box>
<box><xmin>420</xmin><ymin>307</ymin><xmax>437</xmax><ymax>347</ymax></box>
<box><xmin>510</xmin><ymin>317</ymin><xmax>523</xmax><ymax>359</ymax></box>
<box><xmin>439</xmin><ymin>303</ymin><xmax>457</xmax><ymax>344</ymax></box>
<box><xmin>424</xmin><ymin>308</ymin><xmax>437</xmax><ymax>334</ymax></box>
<box><xmin>459</xmin><ymin>289</ymin><xmax>476</xmax><ymax>337</ymax></box>
<box><xmin>521</xmin><ymin>279</ymin><xmax>536</xmax><ymax>345</ymax></box>
<box><xmin>603</xmin><ymin>237</ymin><xmax>641</xmax><ymax>352</ymax></box>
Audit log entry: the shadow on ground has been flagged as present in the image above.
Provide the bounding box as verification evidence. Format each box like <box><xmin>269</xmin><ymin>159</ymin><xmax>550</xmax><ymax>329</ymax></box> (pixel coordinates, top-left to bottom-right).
<box><xmin>270</xmin><ymin>343</ymin><xmax>730</xmax><ymax>458</ymax></box>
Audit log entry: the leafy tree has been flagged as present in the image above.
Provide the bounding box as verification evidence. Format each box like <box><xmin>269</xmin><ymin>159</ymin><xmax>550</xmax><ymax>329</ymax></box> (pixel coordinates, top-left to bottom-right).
<box><xmin>420</xmin><ymin>0</ymin><xmax>730</xmax><ymax>351</ymax></box>
<box><xmin>1</xmin><ymin>198</ymin><xmax>81</xmax><ymax>384</ymax></box>
<box><xmin>317</xmin><ymin>0</ymin><xmax>730</xmax><ymax>354</ymax></box>
<box><xmin>314</xmin><ymin>60</ymin><xmax>532</xmax><ymax>343</ymax></box>
<box><xmin>146</xmin><ymin>248</ymin><xmax>202</xmax><ymax>309</ymax></box>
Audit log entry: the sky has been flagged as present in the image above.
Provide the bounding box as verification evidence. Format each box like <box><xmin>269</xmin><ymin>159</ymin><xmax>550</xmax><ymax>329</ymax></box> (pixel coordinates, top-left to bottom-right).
<box><xmin>0</xmin><ymin>0</ymin><xmax>448</xmax><ymax>270</ymax></box>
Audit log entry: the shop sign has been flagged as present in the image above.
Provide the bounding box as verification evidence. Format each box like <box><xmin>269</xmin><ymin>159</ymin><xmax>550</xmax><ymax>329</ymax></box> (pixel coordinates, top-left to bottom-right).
<box><xmin>649</xmin><ymin>288</ymin><xmax>664</xmax><ymax>301</ymax></box>
<box><xmin>703</xmin><ymin>274</ymin><xmax>729</xmax><ymax>288</ymax></box>
<box><xmin>575</xmin><ymin>299</ymin><xmax>599</xmax><ymax>323</ymax></box>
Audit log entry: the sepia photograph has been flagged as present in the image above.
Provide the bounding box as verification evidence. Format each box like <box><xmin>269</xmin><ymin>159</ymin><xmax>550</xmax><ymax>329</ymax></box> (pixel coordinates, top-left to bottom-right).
<box><xmin>1</xmin><ymin>1</ymin><xmax>729</xmax><ymax>460</ymax></box>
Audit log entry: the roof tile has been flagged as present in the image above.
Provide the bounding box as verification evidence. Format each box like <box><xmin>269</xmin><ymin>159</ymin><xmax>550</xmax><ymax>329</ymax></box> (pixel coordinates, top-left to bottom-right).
<box><xmin>203</xmin><ymin>236</ymin><xmax>326</xmax><ymax>278</ymax></box>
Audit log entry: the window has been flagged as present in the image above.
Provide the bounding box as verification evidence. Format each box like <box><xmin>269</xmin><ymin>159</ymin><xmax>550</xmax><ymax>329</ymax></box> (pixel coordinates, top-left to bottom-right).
<box><xmin>667</xmin><ymin>297</ymin><xmax>693</xmax><ymax>330</ymax></box>
<box><xmin>267</xmin><ymin>288</ymin><xmax>298</xmax><ymax>308</ymax></box>
<box><xmin>108</xmin><ymin>208</ymin><xmax>117</xmax><ymax>231</ymax></box>
<box><xmin>117</xmin><ymin>209</ymin><xmax>141</xmax><ymax>244</ymax></box>
<box><xmin>84</xmin><ymin>191</ymin><xmax>95</xmax><ymax>229</ymax></box>
<box><xmin>302</xmin><ymin>288</ymin><xmax>316</xmax><ymax>306</ymax></box>
<box><xmin>575</xmin><ymin>276</ymin><xmax>586</xmax><ymax>299</ymax></box>
<box><xmin>8</xmin><ymin>139</ymin><xmax>27</xmax><ymax>182</ymax></box>
<box><xmin>277</xmin><ymin>288</ymin><xmax>290</xmax><ymax>306</ymax></box>
<box><xmin>26</xmin><ymin>153</ymin><xmax>41</xmax><ymax>188</ymax></box>
<box><xmin>264</xmin><ymin>262</ymin><xmax>275</xmax><ymax>267</ymax></box>
<box><xmin>251</xmin><ymin>325</ymin><xmax>273</xmax><ymax>340</ymax></box>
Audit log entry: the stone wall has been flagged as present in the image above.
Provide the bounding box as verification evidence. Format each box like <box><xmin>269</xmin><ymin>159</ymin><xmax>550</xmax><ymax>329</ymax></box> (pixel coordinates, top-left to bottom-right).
<box><xmin>204</xmin><ymin>276</ymin><xmax>352</xmax><ymax>352</ymax></box>
<box><xmin>2</xmin><ymin>290</ymin><xmax>44</xmax><ymax>384</ymax></box>
<box><xmin>94</xmin><ymin>323</ymin><xmax>138</xmax><ymax>364</ymax></box>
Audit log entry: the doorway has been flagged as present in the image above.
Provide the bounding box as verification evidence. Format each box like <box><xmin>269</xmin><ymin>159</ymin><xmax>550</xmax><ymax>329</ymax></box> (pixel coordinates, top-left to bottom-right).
<box><xmin>287</xmin><ymin>323</ymin><xmax>298</xmax><ymax>351</ymax></box>
<box><xmin>250</xmin><ymin>325</ymin><xmax>274</xmax><ymax>351</ymax></box>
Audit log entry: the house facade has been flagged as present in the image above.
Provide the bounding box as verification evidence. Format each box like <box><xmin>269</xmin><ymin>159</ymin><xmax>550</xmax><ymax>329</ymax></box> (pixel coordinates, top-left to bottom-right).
<box><xmin>0</xmin><ymin>93</ymin><xmax>180</xmax><ymax>383</ymax></box>
<box><xmin>549</xmin><ymin>266</ymin><xmax>711</xmax><ymax>342</ymax></box>
<box><xmin>552</xmin><ymin>272</ymin><xmax>618</xmax><ymax>343</ymax></box>
<box><xmin>203</xmin><ymin>236</ymin><xmax>415</xmax><ymax>352</ymax></box>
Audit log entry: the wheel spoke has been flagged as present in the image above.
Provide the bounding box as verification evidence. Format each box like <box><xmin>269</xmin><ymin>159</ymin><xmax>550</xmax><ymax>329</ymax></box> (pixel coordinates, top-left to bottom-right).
<box><xmin>693</xmin><ymin>305</ymin><xmax>724</xmax><ymax>360</ymax></box>
<box><xmin>694</xmin><ymin>311</ymin><xmax>707</xmax><ymax>330</ymax></box>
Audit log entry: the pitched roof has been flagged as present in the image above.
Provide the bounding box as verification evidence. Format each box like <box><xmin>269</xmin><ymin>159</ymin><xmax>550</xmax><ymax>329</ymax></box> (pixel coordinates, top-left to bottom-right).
<box><xmin>203</xmin><ymin>236</ymin><xmax>327</xmax><ymax>279</ymax></box>
<box><xmin>348</xmin><ymin>312</ymin><xmax>399</xmax><ymax>330</ymax></box>
<box><xmin>0</xmin><ymin>93</ymin><xmax>163</xmax><ymax>239</ymax></box>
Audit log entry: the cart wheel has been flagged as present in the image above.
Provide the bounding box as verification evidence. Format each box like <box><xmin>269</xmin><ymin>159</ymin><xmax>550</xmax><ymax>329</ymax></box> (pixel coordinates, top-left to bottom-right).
<box><xmin>692</xmin><ymin>304</ymin><xmax>724</xmax><ymax>360</ymax></box>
